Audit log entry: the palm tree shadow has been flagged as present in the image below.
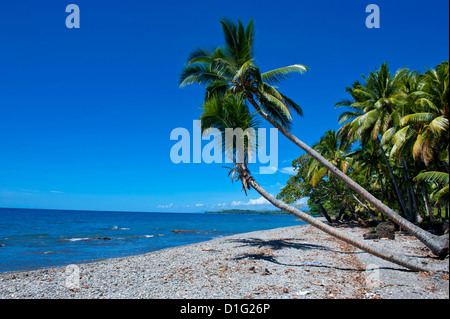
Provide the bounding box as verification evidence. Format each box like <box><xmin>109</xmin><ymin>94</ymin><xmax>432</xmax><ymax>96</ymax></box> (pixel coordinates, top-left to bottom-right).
<box><xmin>227</xmin><ymin>237</ymin><xmax>330</xmax><ymax>251</ymax></box>
<box><xmin>228</xmin><ymin>237</ymin><xmax>412</xmax><ymax>273</ymax></box>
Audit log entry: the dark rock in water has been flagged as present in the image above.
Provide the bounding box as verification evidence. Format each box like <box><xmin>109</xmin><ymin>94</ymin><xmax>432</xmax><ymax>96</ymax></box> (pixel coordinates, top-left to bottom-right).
<box><xmin>363</xmin><ymin>222</ymin><xmax>396</xmax><ymax>240</ymax></box>
<box><xmin>170</xmin><ymin>230</ymin><xmax>199</xmax><ymax>234</ymax></box>
<box><xmin>94</xmin><ymin>237</ymin><xmax>111</xmax><ymax>241</ymax></box>
<box><xmin>0</xmin><ymin>244</ymin><xmax>5</xmax><ymax>247</ymax></box>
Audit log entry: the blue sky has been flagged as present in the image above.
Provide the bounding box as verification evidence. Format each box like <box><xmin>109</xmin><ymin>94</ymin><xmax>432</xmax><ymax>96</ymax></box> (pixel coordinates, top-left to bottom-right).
<box><xmin>0</xmin><ymin>0</ymin><xmax>448</xmax><ymax>213</ymax></box>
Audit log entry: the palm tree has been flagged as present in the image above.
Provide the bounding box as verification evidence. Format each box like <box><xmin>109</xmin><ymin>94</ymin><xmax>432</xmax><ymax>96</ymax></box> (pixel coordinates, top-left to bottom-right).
<box><xmin>180</xmin><ymin>18</ymin><xmax>307</xmax><ymax>131</ymax></box>
<box><xmin>306</xmin><ymin>130</ymin><xmax>351</xmax><ymax>187</ymax></box>
<box><xmin>179</xmin><ymin>18</ymin><xmax>449</xmax><ymax>258</ymax></box>
<box><xmin>347</xmin><ymin>139</ymin><xmax>389</xmax><ymax>204</ymax></box>
<box><xmin>199</xmin><ymin>94</ymin><xmax>446</xmax><ymax>272</ymax></box>
<box><xmin>402</xmin><ymin>62</ymin><xmax>449</xmax><ymax>167</ymax></box>
<box><xmin>337</xmin><ymin>64</ymin><xmax>412</xmax><ymax>220</ymax></box>
<box><xmin>306</xmin><ymin>130</ymin><xmax>380</xmax><ymax>223</ymax></box>
<box><xmin>385</xmin><ymin>63</ymin><xmax>449</xmax><ymax>221</ymax></box>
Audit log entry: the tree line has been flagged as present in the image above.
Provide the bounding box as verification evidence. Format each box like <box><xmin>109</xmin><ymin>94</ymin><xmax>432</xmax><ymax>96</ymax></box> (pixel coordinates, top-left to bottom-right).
<box><xmin>278</xmin><ymin>62</ymin><xmax>449</xmax><ymax>228</ymax></box>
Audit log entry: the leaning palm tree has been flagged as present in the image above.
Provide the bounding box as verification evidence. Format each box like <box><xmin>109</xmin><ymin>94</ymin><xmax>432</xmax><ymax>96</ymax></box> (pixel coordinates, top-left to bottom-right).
<box><xmin>200</xmin><ymin>94</ymin><xmax>446</xmax><ymax>273</ymax></box>
<box><xmin>179</xmin><ymin>18</ymin><xmax>449</xmax><ymax>258</ymax></box>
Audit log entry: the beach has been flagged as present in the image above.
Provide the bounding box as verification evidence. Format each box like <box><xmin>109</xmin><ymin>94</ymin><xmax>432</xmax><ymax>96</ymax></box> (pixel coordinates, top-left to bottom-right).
<box><xmin>0</xmin><ymin>222</ymin><xmax>448</xmax><ymax>299</ymax></box>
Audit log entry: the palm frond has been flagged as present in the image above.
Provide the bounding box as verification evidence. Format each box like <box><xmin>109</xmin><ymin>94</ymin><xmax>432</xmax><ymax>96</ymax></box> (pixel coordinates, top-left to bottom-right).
<box><xmin>179</xmin><ymin>64</ymin><xmax>227</xmax><ymax>87</ymax></box>
<box><xmin>279</xmin><ymin>92</ymin><xmax>303</xmax><ymax>117</ymax></box>
<box><xmin>256</xmin><ymin>93</ymin><xmax>291</xmax><ymax>130</ymax></box>
<box><xmin>261</xmin><ymin>65</ymin><xmax>308</xmax><ymax>85</ymax></box>
<box><xmin>432</xmin><ymin>185</ymin><xmax>449</xmax><ymax>203</ymax></box>
<box><xmin>428</xmin><ymin>115</ymin><xmax>449</xmax><ymax>134</ymax></box>
<box><xmin>400</xmin><ymin>112</ymin><xmax>434</xmax><ymax>126</ymax></box>
<box><xmin>414</xmin><ymin>171</ymin><xmax>449</xmax><ymax>185</ymax></box>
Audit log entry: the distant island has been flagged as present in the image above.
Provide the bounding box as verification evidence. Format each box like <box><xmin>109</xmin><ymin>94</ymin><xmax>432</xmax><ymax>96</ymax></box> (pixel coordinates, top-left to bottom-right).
<box><xmin>205</xmin><ymin>209</ymin><xmax>291</xmax><ymax>215</ymax></box>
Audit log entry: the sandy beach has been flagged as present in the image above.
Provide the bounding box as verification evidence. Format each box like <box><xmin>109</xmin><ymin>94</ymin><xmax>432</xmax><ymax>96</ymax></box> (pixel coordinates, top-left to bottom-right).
<box><xmin>0</xmin><ymin>222</ymin><xmax>448</xmax><ymax>299</ymax></box>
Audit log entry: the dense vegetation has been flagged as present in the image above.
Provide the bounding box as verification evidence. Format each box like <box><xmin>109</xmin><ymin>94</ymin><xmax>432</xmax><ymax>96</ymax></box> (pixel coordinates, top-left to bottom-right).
<box><xmin>277</xmin><ymin>62</ymin><xmax>449</xmax><ymax>227</ymax></box>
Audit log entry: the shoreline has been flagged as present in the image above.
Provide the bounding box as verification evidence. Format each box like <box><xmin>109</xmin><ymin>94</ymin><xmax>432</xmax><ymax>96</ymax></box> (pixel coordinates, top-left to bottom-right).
<box><xmin>0</xmin><ymin>223</ymin><xmax>448</xmax><ymax>299</ymax></box>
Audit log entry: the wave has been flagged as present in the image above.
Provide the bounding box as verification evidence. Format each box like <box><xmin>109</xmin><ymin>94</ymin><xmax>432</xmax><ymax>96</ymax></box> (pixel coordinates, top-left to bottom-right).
<box><xmin>63</xmin><ymin>237</ymin><xmax>112</xmax><ymax>242</ymax></box>
<box><xmin>65</xmin><ymin>238</ymin><xmax>90</xmax><ymax>242</ymax></box>
<box><xmin>141</xmin><ymin>234</ymin><xmax>164</xmax><ymax>238</ymax></box>
<box><xmin>106</xmin><ymin>226</ymin><xmax>130</xmax><ymax>230</ymax></box>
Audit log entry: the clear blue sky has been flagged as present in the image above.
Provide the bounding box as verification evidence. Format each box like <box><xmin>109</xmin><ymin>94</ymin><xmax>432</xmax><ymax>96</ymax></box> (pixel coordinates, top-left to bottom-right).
<box><xmin>0</xmin><ymin>0</ymin><xmax>448</xmax><ymax>212</ymax></box>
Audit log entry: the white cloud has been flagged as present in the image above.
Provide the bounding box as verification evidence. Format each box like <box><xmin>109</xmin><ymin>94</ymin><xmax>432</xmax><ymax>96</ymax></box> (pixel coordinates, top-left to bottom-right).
<box><xmin>230</xmin><ymin>196</ymin><xmax>270</xmax><ymax>206</ymax></box>
<box><xmin>248</xmin><ymin>197</ymin><xmax>269</xmax><ymax>205</ymax></box>
<box><xmin>157</xmin><ymin>203</ymin><xmax>174</xmax><ymax>209</ymax></box>
<box><xmin>279</xmin><ymin>167</ymin><xmax>297</xmax><ymax>175</ymax></box>
<box><xmin>195</xmin><ymin>203</ymin><xmax>204</xmax><ymax>207</ymax></box>
<box><xmin>50</xmin><ymin>190</ymin><xmax>64</xmax><ymax>194</ymax></box>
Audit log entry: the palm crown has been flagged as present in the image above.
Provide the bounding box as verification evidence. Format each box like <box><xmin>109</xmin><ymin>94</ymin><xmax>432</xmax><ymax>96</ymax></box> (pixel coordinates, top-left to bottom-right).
<box><xmin>179</xmin><ymin>18</ymin><xmax>308</xmax><ymax>130</ymax></box>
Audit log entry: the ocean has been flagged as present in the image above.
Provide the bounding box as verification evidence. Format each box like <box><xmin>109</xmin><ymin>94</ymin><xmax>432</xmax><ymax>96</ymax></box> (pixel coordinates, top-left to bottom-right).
<box><xmin>0</xmin><ymin>208</ymin><xmax>304</xmax><ymax>272</ymax></box>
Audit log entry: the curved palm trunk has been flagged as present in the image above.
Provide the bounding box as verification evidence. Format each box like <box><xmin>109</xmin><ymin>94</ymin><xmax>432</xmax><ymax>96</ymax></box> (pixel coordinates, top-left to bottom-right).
<box><xmin>247</xmin><ymin>97</ymin><xmax>449</xmax><ymax>258</ymax></box>
<box><xmin>247</xmin><ymin>175</ymin><xmax>447</xmax><ymax>273</ymax></box>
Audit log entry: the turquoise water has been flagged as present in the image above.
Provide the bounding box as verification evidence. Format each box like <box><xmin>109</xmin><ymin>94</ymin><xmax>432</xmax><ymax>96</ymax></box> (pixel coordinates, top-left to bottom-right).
<box><xmin>0</xmin><ymin>208</ymin><xmax>304</xmax><ymax>272</ymax></box>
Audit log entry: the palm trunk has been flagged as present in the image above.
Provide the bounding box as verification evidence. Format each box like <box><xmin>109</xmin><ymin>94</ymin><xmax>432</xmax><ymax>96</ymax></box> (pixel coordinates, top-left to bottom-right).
<box><xmin>406</xmin><ymin>185</ymin><xmax>415</xmax><ymax>222</ymax></box>
<box><xmin>437</xmin><ymin>203</ymin><xmax>442</xmax><ymax>222</ymax></box>
<box><xmin>421</xmin><ymin>184</ymin><xmax>433</xmax><ymax>221</ymax></box>
<box><xmin>247</xmin><ymin>175</ymin><xmax>447</xmax><ymax>273</ymax></box>
<box><xmin>412</xmin><ymin>186</ymin><xmax>422</xmax><ymax>223</ymax></box>
<box><xmin>378</xmin><ymin>141</ymin><xmax>410</xmax><ymax>221</ymax></box>
<box><xmin>402</xmin><ymin>157</ymin><xmax>421</xmax><ymax>223</ymax></box>
<box><xmin>379</xmin><ymin>174</ymin><xmax>386</xmax><ymax>222</ymax></box>
<box><xmin>336</xmin><ymin>207</ymin><xmax>346</xmax><ymax>222</ymax></box>
<box><xmin>247</xmin><ymin>97</ymin><xmax>449</xmax><ymax>258</ymax></box>
<box><xmin>379</xmin><ymin>173</ymin><xmax>386</xmax><ymax>203</ymax></box>
<box><xmin>318</xmin><ymin>203</ymin><xmax>334</xmax><ymax>224</ymax></box>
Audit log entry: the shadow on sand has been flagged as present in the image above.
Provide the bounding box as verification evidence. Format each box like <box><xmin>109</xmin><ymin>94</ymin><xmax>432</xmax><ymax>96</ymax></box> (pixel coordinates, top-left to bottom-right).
<box><xmin>227</xmin><ymin>237</ymin><xmax>411</xmax><ymax>273</ymax></box>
